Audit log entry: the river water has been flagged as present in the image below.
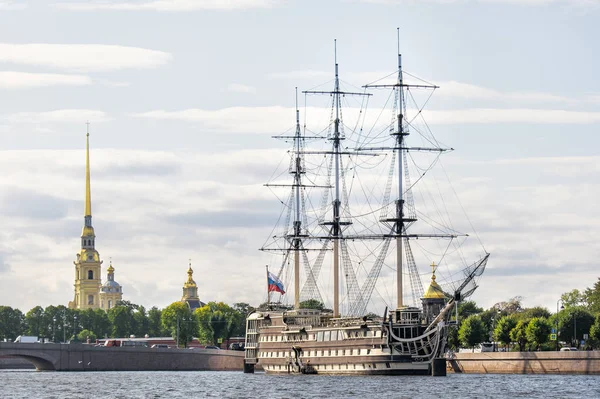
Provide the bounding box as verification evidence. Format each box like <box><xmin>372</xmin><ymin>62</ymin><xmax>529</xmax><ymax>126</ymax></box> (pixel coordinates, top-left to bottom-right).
<box><xmin>1</xmin><ymin>370</ymin><xmax>599</xmax><ymax>398</ymax></box>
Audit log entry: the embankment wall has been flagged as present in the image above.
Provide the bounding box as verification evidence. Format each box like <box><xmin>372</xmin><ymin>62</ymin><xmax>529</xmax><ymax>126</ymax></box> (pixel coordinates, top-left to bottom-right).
<box><xmin>448</xmin><ymin>351</ymin><xmax>600</xmax><ymax>374</ymax></box>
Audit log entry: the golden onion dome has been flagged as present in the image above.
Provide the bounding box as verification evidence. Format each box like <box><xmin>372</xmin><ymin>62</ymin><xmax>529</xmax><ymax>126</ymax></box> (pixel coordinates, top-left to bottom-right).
<box><xmin>183</xmin><ymin>263</ymin><xmax>197</xmax><ymax>288</ymax></box>
<box><xmin>423</xmin><ymin>262</ymin><xmax>446</xmax><ymax>299</ymax></box>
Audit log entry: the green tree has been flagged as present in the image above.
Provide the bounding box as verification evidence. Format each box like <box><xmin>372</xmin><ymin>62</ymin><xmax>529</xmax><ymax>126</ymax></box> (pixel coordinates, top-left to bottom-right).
<box><xmin>447</xmin><ymin>301</ymin><xmax>484</xmax><ymax>350</ymax></box>
<box><xmin>557</xmin><ymin>306</ymin><xmax>594</xmax><ymax>348</ymax></box>
<box><xmin>195</xmin><ymin>302</ymin><xmax>240</xmax><ymax>346</ymax></box>
<box><xmin>77</xmin><ymin>309</ymin><xmax>98</xmax><ymax>336</ymax></box>
<box><xmin>589</xmin><ymin>315</ymin><xmax>600</xmax><ymax>349</ymax></box>
<box><xmin>494</xmin><ymin>316</ymin><xmax>517</xmax><ymax>350</ymax></box>
<box><xmin>114</xmin><ymin>301</ymin><xmax>144</xmax><ymax>336</ymax></box>
<box><xmin>77</xmin><ymin>329</ymin><xmax>97</xmax><ymax>342</ymax></box>
<box><xmin>233</xmin><ymin>302</ymin><xmax>255</xmax><ymax>317</ymax></box>
<box><xmin>42</xmin><ymin>305</ymin><xmax>66</xmax><ymax>342</ymax></box>
<box><xmin>517</xmin><ymin>307</ymin><xmax>551</xmax><ymax>321</ymax></box>
<box><xmin>510</xmin><ymin>320</ymin><xmax>529</xmax><ymax>351</ymax></box>
<box><xmin>458</xmin><ymin>315</ymin><xmax>485</xmax><ymax>351</ymax></box>
<box><xmin>148</xmin><ymin>306</ymin><xmax>166</xmax><ymax>337</ymax></box>
<box><xmin>525</xmin><ymin>317</ymin><xmax>551</xmax><ymax>350</ymax></box>
<box><xmin>108</xmin><ymin>305</ymin><xmax>132</xmax><ymax>338</ymax></box>
<box><xmin>561</xmin><ymin>289</ymin><xmax>585</xmax><ymax>308</ymax></box>
<box><xmin>299</xmin><ymin>299</ymin><xmax>325</xmax><ymax>311</ymax></box>
<box><xmin>24</xmin><ymin>306</ymin><xmax>45</xmax><ymax>338</ymax></box>
<box><xmin>493</xmin><ymin>297</ymin><xmax>523</xmax><ymax>314</ymax></box>
<box><xmin>133</xmin><ymin>305</ymin><xmax>149</xmax><ymax>337</ymax></box>
<box><xmin>0</xmin><ymin>306</ymin><xmax>25</xmax><ymax>341</ymax></box>
<box><xmin>584</xmin><ymin>278</ymin><xmax>600</xmax><ymax>315</ymax></box>
<box><xmin>162</xmin><ymin>302</ymin><xmax>196</xmax><ymax>347</ymax></box>
<box><xmin>92</xmin><ymin>308</ymin><xmax>111</xmax><ymax>338</ymax></box>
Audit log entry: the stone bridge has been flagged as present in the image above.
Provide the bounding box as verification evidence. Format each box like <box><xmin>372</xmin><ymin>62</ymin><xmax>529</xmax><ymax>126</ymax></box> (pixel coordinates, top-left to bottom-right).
<box><xmin>0</xmin><ymin>342</ymin><xmax>244</xmax><ymax>372</ymax></box>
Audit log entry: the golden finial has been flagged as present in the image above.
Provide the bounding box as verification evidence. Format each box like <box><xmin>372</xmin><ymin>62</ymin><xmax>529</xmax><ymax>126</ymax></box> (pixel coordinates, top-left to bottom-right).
<box><xmin>431</xmin><ymin>261</ymin><xmax>436</xmax><ymax>281</ymax></box>
<box><xmin>107</xmin><ymin>257</ymin><xmax>114</xmax><ymax>273</ymax></box>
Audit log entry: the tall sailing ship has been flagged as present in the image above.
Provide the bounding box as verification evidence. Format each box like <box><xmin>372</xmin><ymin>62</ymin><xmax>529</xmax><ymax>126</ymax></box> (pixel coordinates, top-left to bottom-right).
<box><xmin>244</xmin><ymin>36</ymin><xmax>490</xmax><ymax>376</ymax></box>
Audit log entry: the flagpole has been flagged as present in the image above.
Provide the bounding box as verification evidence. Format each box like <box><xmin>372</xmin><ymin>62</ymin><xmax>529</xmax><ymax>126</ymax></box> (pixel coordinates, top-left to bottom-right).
<box><xmin>266</xmin><ymin>265</ymin><xmax>270</xmax><ymax>306</ymax></box>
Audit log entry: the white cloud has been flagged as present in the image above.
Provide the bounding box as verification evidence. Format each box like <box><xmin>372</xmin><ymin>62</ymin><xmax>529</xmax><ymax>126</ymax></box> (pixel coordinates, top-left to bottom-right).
<box><xmin>133</xmin><ymin>106</ymin><xmax>301</xmax><ymax>133</ymax></box>
<box><xmin>424</xmin><ymin>108</ymin><xmax>600</xmax><ymax>124</ymax></box>
<box><xmin>268</xmin><ymin>70</ymin><xmax>331</xmax><ymax>80</ymax></box>
<box><xmin>133</xmin><ymin>106</ymin><xmax>600</xmax><ymax>133</ymax></box>
<box><xmin>0</xmin><ymin>43</ymin><xmax>172</xmax><ymax>72</ymax></box>
<box><xmin>0</xmin><ymin>1</ymin><xmax>26</xmax><ymax>10</ymax></box>
<box><xmin>227</xmin><ymin>83</ymin><xmax>256</xmax><ymax>93</ymax></box>
<box><xmin>269</xmin><ymin>72</ymin><xmax>579</xmax><ymax>105</ymax></box>
<box><xmin>2</xmin><ymin>109</ymin><xmax>109</xmax><ymax>124</ymax></box>
<box><xmin>96</xmin><ymin>79</ymin><xmax>131</xmax><ymax>87</ymax></box>
<box><xmin>53</xmin><ymin>0</ymin><xmax>280</xmax><ymax>11</ymax></box>
<box><xmin>437</xmin><ymin>81</ymin><xmax>572</xmax><ymax>103</ymax></box>
<box><xmin>358</xmin><ymin>0</ymin><xmax>598</xmax><ymax>5</ymax></box>
<box><xmin>0</xmin><ymin>71</ymin><xmax>92</xmax><ymax>89</ymax></box>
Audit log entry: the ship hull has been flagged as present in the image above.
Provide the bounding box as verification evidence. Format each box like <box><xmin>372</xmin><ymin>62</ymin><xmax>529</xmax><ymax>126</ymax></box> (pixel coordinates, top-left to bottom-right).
<box><xmin>244</xmin><ymin>309</ymin><xmax>445</xmax><ymax>376</ymax></box>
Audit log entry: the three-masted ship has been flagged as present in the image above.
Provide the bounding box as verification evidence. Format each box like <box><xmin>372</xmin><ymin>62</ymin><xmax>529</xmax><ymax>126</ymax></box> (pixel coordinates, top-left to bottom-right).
<box><xmin>244</xmin><ymin>35</ymin><xmax>489</xmax><ymax>376</ymax></box>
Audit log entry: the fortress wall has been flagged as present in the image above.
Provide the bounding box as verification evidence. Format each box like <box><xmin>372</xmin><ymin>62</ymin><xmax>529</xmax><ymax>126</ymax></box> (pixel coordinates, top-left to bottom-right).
<box><xmin>448</xmin><ymin>351</ymin><xmax>600</xmax><ymax>374</ymax></box>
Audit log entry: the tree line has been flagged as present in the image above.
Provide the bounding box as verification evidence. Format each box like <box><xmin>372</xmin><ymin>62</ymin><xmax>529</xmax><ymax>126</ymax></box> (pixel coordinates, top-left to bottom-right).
<box><xmin>2</xmin><ymin>278</ymin><xmax>600</xmax><ymax>350</ymax></box>
<box><xmin>0</xmin><ymin>300</ymin><xmax>252</xmax><ymax>347</ymax></box>
<box><xmin>450</xmin><ymin>278</ymin><xmax>600</xmax><ymax>351</ymax></box>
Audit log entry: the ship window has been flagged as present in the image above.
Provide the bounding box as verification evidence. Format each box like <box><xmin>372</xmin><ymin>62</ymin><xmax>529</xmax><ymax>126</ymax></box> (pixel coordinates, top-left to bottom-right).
<box><xmin>367</xmin><ymin>349</ymin><xmax>371</xmax><ymax>355</ymax></box>
<box><xmin>317</xmin><ymin>331</ymin><xmax>324</xmax><ymax>341</ymax></box>
<box><xmin>324</xmin><ymin>331</ymin><xmax>330</xmax><ymax>341</ymax></box>
<box><xmin>331</xmin><ymin>330</ymin><xmax>338</xmax><ymax>340</ymax></box>
<box><xmin>88</xmin><ymin>270</ymin><xmax>93</xmax><ymax>279</ymax></box>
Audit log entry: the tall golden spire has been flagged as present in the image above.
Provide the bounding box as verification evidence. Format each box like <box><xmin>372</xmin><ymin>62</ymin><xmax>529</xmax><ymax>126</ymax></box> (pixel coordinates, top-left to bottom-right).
<box><xmin>85</xmin><ymin>122</ymin><xmax>92</xmax><ymax>218</ymax></box>
<box><xmin>81</xmin><ymin>122</ymin><xmax>95</xmax><ymax>240</ymax></box>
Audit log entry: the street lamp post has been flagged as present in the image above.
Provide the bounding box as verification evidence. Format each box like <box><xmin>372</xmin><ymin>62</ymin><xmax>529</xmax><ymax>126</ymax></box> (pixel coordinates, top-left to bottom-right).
<box><xmin>63</xmin><ymin>316</ymin><xmax>66</xmax><ymax>343</ymax></box>
<box><xmin>73</xmin><ymin>315</ymin><xmax>78</xmax><ymax>341</ymax></box>
<box><xmin>556</xmin><ymin>299</ymin><xmax>564</xmax><ymax>351</ymax></box>
<box><xmin>574</xmin><ymin>314</ymin><xmax>577</xmax><ymax>348</ymax></box>
<box><xmin>176</xmin><ymin>316</ymin><xmax>180</xmax><ymax>348</ymax></box>
<box><xmin>52</xmin><ymin>317</ymin><xmax>56</xmax><ymax>343</ymax></box>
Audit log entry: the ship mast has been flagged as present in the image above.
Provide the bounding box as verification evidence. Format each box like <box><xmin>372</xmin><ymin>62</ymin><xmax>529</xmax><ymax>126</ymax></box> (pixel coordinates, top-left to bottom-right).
<box><xmin>362</xmin><ymin>29</ymin><xmax>448</xmax><ymax>310</ymax></box>
<box><xmin>304</xmin><ymin>41</ymin><xmax>370</xmax><ymax>317</ymax></box>
<box><xmin>264</xmin><ymin>90</ymin><xmax>324</xmax><ymax>309</ymax></box>
<box><xmin>395</xmin><ymin>35</ymin><xmax>406</xmax><ymax>308</ymax></box>
<box><xmin>332</xmin><ymin>43</ymin><xmax>342</xmax><ymax>317</ymax></box>
<box><xmin>293</xmin><ymin>90</ymin><xmax>302</xmax><ymax>309</ymax></box>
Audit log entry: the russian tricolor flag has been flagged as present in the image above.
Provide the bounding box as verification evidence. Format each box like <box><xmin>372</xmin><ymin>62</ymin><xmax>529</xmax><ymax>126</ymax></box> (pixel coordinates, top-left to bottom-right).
<box><xmin>267</xmin><ymin>271</ymin><xmax>285</xmax><ymax>294</ymax></box>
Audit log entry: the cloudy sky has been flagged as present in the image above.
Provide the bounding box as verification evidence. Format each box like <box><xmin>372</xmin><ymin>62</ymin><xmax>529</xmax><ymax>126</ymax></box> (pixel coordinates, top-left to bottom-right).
<box><xmin>1</xmin><ymin>0</ymin><xmax>598</xmax><ymax>314</ymax></box>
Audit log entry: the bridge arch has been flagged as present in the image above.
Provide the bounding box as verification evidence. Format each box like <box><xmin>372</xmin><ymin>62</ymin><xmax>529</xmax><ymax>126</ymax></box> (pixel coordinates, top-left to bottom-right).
<box><xmin>0</xmin><ymin>344</ymin><xmax>59</xmax><ymax>371</ymax></box>
<box><xmin>3</xmin><ymin>354</ymin><xmax>56</xmax><ymax>370</ymax></box>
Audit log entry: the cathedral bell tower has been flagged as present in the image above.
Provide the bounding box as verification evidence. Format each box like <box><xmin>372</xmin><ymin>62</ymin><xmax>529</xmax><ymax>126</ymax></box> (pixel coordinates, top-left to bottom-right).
<box><xmin>68</xmin><ymin>128</ymin><xmax>102</xmax><ymax>309</ymax></box>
